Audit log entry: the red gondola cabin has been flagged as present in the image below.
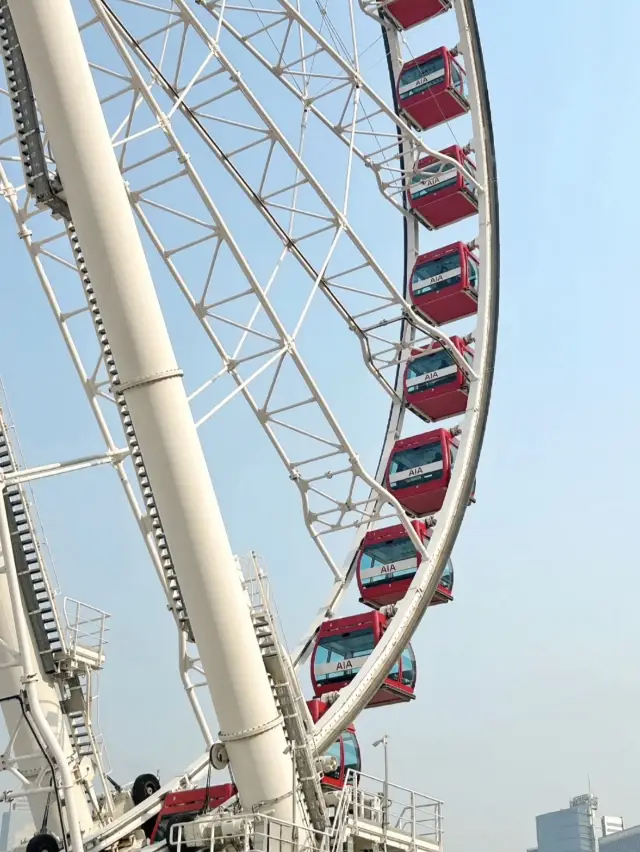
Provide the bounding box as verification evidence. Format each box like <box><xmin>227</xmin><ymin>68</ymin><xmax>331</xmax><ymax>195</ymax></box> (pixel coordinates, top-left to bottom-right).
<box><xmin>398</xmin><ymin>48</ymin><xmax>468</xmax><ymax>131</ymax></box>
<box><xmin>404</xmin><ymin>337</ymin><xmax>473</xmax><ymax>422</ymax></box>
<box><xmin>311</xmin><ymin>611</ymin><xmax>416</xmax><ymax>707</ymax></box>
<box><xmin>385</xmin><ymin>428</ymin><xmax>458</xmax><ymax>516</ymax></box>
<box><xmin>410</xmin><ymin>241</ymin><xmax>479</xmax><ymax>325</ymax></box>
<box><xmin>384</xmin><ymin>0</ymin><xmax>452</xmax><ymax>30</ymax></box>
<box><xmin>149</xmin><ymin>784</ymin><xmax>236</xmax><ymax>848</ymax></box>
<box><xmin>409</xmin><ymin>146</ymin><xmax>478</xmax><ymax>230</ymax></box>
<box><xmin>307</xmin><ymin>698</ymin><xmax>361</xmax><ymax>789</ymax></box>
<box><xmin>356</xmin><ymin>519</ymin><xmax>453</xmax><ymax>608</ymax></box>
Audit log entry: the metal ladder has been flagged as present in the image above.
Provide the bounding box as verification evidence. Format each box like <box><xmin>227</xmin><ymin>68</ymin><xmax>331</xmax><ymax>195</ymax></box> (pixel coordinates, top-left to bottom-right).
<box><xmin>67</xmin><ymin>225</ymin><xmax>194</xmax><ymax>641</ymax></box>
<box><xmin>0</xmin><ymin>0</ymin><xmax>194</xmax><ymax>643</ymax></box>
<box><xmin>0</xmin><ymin>401</ymin><xmax>66</xmax><ymax>676</ymax></box>
<box><xmin>62</xmin><ymin>671</ymin><xmax>108</xmax><ymax>767</ymax></box>
<box><xmin>0</xmin><ymin>0</ymin><xmax>69</xmax><ymax>219</ymax></box>
<box><xmin>0</xmin><ymin>382</ymin><xmax>112</xmax><ymax>786</ymax></box>
<box><xmin>65</xmin><ymin>676</ymin><xmax>97</xmax><ymax>759</ymax></box>
<box><xmin>242</xmin><ymin>554</ymin><xmax>327</xmax><ymax>834</ymax></box>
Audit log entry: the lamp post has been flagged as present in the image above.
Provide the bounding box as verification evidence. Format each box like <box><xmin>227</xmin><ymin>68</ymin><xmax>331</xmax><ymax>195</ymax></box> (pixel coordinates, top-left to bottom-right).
<box><xmin>373</xmin><ymin>734</ymin><xmax>389</xmax><ymax>839</ymax></box>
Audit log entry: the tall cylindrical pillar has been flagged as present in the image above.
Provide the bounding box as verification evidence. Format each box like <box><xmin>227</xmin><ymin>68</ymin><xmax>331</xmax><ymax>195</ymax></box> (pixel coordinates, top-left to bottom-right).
<box><xmin>7</xmin><ymin>0</ymin><xmax>302</xmax><ymax>824</ymax></box>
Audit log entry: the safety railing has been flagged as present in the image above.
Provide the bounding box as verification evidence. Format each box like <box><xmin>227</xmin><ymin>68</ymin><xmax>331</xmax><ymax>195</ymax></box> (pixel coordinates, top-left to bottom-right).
<box><xmin>345</xmin><ymin>770</ymin><xmax>443</xmax><ymax>849</ymax></box>
<box><xmin>167</xmin><ymin>768</ymin><xmax>443</xmax><ymax>852</ymax></box>
<box><xmin>237</xmin><ymin>551</ymin><xmax>273</xmax><ymax>611</ymax></box>
<box><xmin>63</xmin><ymin>597</ymin><xmax>110</xmax><ymax>669</ymax></box>
<box><xmin>237</xmin><ymin>551</ymin><xmax>328</xmax><ymax>833</ymax></box>
<box><xmin>170</xmin><ymin>811</ymin><xmax>325</xmax><ymax>852</ymax></box>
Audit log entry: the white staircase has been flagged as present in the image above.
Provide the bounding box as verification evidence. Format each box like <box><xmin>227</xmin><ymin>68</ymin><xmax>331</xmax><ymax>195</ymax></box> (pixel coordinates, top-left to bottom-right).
<box><xmin>241</xmin><ymin>553</ymin><xmax>327</xmax><ymax>834</ymax></box>
<box><xmin>0</xmin><ymin>382</ymin><xmax>112</xmax><ymax>807</ymax></box>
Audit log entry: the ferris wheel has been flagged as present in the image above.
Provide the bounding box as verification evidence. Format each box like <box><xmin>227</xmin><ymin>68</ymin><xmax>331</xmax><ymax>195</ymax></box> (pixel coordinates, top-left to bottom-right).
<box><xmin>0</xmin><ymin>1</ymin><xmax>498</xmax><ymax>852</ymax></box>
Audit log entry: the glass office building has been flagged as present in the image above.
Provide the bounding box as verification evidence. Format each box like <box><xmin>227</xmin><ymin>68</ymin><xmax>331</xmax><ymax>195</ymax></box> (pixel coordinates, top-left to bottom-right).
<box><xmin>600</xmin><ymin>826</ymin><xmax>640</xmax><ymax>852</ymax></box>
<box><xmin>535</xmin><ymin>795</ymin><xmax>598</xmax><ymax>852</ymax></box>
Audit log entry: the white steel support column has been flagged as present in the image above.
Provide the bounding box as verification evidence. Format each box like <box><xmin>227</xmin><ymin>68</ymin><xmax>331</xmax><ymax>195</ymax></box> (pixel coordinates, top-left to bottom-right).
<box><xmin>0</xmin><ymin>566</ymin><xmax>82</xmax><ymax>838</ymax></box>
<box><xmin>0</xmin><ymin>525</ymin><xmax>95</xmax><ymax>848</ymax></box>
<box><xmin>7</xmin><ymin>0</ymin><xmax>303</xmax><ymax>825</ymax></box>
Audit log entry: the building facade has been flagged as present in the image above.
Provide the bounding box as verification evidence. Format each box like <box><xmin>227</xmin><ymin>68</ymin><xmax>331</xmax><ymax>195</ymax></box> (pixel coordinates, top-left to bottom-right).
<box><xmin>535</xmin><ymin>795</ymin><xmax>598</xmax><ymax>852</ymax></box>
<box><xmin>600</xmin><ymin>825</ymin><xmax>640</xmax><ymax>852</ymax></box>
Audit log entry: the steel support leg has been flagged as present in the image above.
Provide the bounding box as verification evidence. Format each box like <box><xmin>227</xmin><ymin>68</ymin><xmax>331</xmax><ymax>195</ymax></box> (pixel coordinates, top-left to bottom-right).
<box><xmin>0</xmin><ymin>492</ymin><xmax>94</xmax><ymax>851</ymax></box>
<box><xmin>6</xmin><ymin>0</ymin><xmax>303</xmax><ymax>825</ymax></box>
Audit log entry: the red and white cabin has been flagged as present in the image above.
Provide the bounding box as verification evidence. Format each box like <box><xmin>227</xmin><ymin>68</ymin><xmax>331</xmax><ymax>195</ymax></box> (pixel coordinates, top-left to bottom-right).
<box><xmin>385</xmin><ymin>428</ymin><xmax>458</xmax><ymax>516</ymax></box>
<box><xmin>149</xmin><ymin>785</ymin><xmax>236</xmax><ymax>849</ymax></box>
<box><xmin>397</xmin><ymin>48</ymin><xmax>468</xmax><ymax>131</ymax></box>
<box><xmin>409</xmin><ymin>145</ymin><xmax>478</xmax><ymax>230</ymax></box>
<box><xmin>410</xmin><ymin>241</ymin><xmax>479</xmax><ymax>325</ymax></box>
<box><xmin>404</xmin><ymin>337</ymin><xmax>473</xmax><ymax>422</ymax></box>
<box><xmin>356</xmin><ymin>519</ymin><xmax>454</xmax><ymax>608</ymax></box>
<box><xmin>384</xmin><ymin>0</ymin><xmax>452</xmax><ymax>31</ymax></box>
<box><xmin>311</xmin><ymin>611</ymin><xmax>416</xmax><ymax>707</ymax></box>
<box><xmin>307</xmin><ymin>699</ymin><xmax>361</xmax><ymax>789</ymax></box>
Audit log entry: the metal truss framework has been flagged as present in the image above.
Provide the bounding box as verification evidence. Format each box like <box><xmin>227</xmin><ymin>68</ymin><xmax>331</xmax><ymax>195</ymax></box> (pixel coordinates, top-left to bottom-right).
<box><xmin>0</xmin><ymin>0</ymin><xmax>498</xmax><ymax>828</ymax></box>
<box><xmin>0</xmin><ymin>409</ymin><xmax>215</xmax><ymax>846</ymax></box>
<box><xmin>0</xmin><ymin>444</ymin><xmax>134</xmax><ymax>845</ymax></box>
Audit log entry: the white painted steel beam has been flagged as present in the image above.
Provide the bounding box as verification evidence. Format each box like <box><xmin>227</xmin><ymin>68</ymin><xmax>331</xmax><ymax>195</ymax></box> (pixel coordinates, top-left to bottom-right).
<box><xmin>6</xmin><ymin>0</ymin><xmax>305</xmax><ymax>827</ymax></box>
<box><xmin>0</xmin><ymin>520</ymin><xmax>95</xmax><ymax>849</ymax></box>
<box><xmin>313</xmin><ymin>0</ymin><xmax>499</xmax><ymax>752</ymax></box>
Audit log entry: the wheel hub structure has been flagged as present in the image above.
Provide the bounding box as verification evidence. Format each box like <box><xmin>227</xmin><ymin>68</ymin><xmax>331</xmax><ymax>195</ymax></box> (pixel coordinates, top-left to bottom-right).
<box><xmin>0</xmin><ymin>1</ymin><xmax>498</xmax><ymax>851</ymax></box>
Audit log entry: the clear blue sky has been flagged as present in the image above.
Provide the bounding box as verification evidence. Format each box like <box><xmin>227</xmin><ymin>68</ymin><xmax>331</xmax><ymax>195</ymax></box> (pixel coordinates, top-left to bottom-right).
<box><xmin>1</xmin><ymin>2</ymin><xmax>639</xmax><ymax>851</ymax></box>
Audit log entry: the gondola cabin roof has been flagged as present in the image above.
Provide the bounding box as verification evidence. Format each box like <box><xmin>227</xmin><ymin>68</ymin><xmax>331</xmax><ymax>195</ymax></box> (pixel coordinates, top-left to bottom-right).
<box><xmin>384</xmin><ymin>0</ymin><xmax>452</xmax><ymax>31</ymax></box>
<box><xmin>149</xmin><ymin>784</ymin><xmax>237</xmax><ymax>845</ymax></box>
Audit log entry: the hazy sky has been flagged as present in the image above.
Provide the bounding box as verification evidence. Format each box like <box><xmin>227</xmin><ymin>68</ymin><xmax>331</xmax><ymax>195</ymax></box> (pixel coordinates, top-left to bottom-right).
<box><xmin>0</xmin><ymin>2</ymin><xmax>639</xmax><ymax>852</ymax></box>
